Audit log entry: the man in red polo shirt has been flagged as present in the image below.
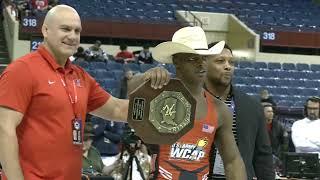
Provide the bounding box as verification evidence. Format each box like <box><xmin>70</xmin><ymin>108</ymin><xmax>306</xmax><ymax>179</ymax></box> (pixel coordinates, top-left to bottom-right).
<box><xmin>0</xmin><ymin>5</ymin><xmax>169</xmax><ymax>180</ymax></box>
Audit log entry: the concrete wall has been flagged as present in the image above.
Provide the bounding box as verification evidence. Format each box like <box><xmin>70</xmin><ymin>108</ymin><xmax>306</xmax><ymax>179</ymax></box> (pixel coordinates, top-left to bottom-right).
<box><xmin>3</xmin><ymin>6</ymin><xmax>30</xmax><ymax>61</ymax></box>
<box><xmin>175</xmin><ymin>10</ymin><xmax>228</xmax><ymax>44</ymax></box>
<box><xmin>175</xmin><ymin>10</ymin><xmax>259</xmax><ymax>60</ymax></box>
<box><xmin>3</xmin><ymin>6</ymin><xmax>16</xmax><ymax>60</ymax></box>
<box><xmin>228</xmin><ymin>15</ymin><xmax>259</xmax><ymax>61</ymax></box>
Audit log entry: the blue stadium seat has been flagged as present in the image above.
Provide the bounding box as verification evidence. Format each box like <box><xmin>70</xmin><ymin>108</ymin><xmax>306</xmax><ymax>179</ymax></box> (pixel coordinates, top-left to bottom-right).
<box><xmin>277</xmin><ymin>71</ymin><xmax>291</xmax><ymax>79</ymax></box>
<box><xmin>105</xmin><ymin>88</ymin><xmax>121</xmax><ymax>97</ymax></box>
<box><xmin>101</xmin><ymin>79</ymin><xmax>121</xmax><ymax>97</ymax></box>
<box><xmin>286</xmin><ymin>88</ymin><xmax>300</xmax><ymax>96</ymax></box>
<box><xmin>112</xmin><ymin>70</ymin><xmax>124</xmax><ymax>80</ymax></box>
<box><xmin>309</xmin><ymin>72</ymin><xmax>320</xmax><ymax>80</ymax></box>
<box><xmin>296</xmin><ymin>63</ymin><xmax>310</xmax><ymax>71</ymax></box>
<box><xmin>259</xmin><ymin>78</ymin><xmax>276</xmax><ymax>86</ymax></box>
<box><xmin>86</xmin><ymin>69</ymin><xmax>96</xmax><ymax>77</ymax></box>
<box><xmin>74</xmin><ymin>60</ymin><xmax>89</xmax><ymax>69</ymax></box>
<box><xmin>234</xmin><ymin>61</ymin><xmax>239</xmax><ymax>68</ymax></box>
<box><xmin>95</xmin><ymin>70</ymin><xmax>114</xmax><ymax>79</ymax></box>
<box><xmin>268</xmin><ymin>62</ymin><xmax>281</xmax><ymax>70</ymax></box>
<box><xmin>232</xmin><ymin>77</ymin><xmax>245</xmax><ymax>85</ymax></box>
<box><xmin>123</xmin><ymin>63</ymin><xmax>141</xmax><ymax>72</ymax></box>
<box><xmin>237</xmin><ymin>85</ymin><xmax>255</xmax><ymax>93</ymax></box>
<box><xmin>291</xmin><ymin>71</ymin><xmax>307</xmax><ymax>79</ymax></box>
<box><xmin>253</xmin><ymin>62</ymin><xmax>267</xmax><ymax>69</ymax></box>
<box><xmin>89</xmin><ymin>61</ymin><xmax>107</xmax><ymax>70</ymax></box>
<box><xmin>276</xmin><ymin>79</ymin><xmax>291</xmax><ymax>87</ymax></box>
<box><xmin>278</xmin><ymin>100</ymin><xmax>293</xmax><ymax>107</ymax></box>
<box><xmin>304</xmin><ymin>80</ymin><xmax>318</xmax><ymax>88</ymax></box>
<box><xmin>243</xmin><ymin>77</ymin><xmax>256</xmax><ymax>85</ymax></box>
<box><xmin>289</xmin><ymin>80</ymin><xmax>304</xmax><ymax>87</ymax></box>
<box><xmin>140</xmin><ymin>63</ymin><xmax>157</xmax><ymax>73</ymax></box>
<box><xmin>263</xmin><ymin>70</ymin><xmax>278</xmax><ymax>78</ymax></box>
<box><xmin>302</xmin><ymin>88</ymin><xmax>318</xmax><ymax>96</ymax></box>
<box><xmin>107</xmin><ymin>62</ymin><xmax>123</xmax><ymax>71</ymax></box>
<box><xmin>234</xmin><ymin>69</ymin><xmax>249</xmax><ymax>77</ymax></box>
<box><xmin>282</xmin><ymin>63</ymin><xmax>296</xmax><ymax>71</ymax></box>
<box><xmin>103</xmin><ymin>79</ymin><xmax>121</xmax><ymax>89</ymax></box>
<box><xmin>239</xmin><ymin>61</ymin><xmax>253</xmax><ymax>69</ymax></box>
<box><xmin>310</xmin><ymin>64</ymin><xmax>320</xmax><ymax>72</ymax></box>
<box><xmin>248</xmin><ymin>69</ymin><xmax>263</xmax><ymax>77</ymax></box>
<box><xmin>164</xmin><ymin>64</ymin><xmax>176</xmax><ymax>75</ymax></box>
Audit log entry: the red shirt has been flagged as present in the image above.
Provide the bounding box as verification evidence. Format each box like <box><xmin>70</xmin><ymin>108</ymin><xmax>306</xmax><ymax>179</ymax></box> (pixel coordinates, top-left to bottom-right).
<box><xmin>31</xmin><ymin>0</ymin><xmax>48</xmax><ymax>10</ymax></box>
<box><xmin>157</xmin><ymin>92</ymin><xmax>218</xmax><ymax>180</ymax></box>
<box><xmin>0</xmin><ymin>45</ymin><xmax>109</xmax><ymax>180</ymax></box>
<box><xmin>116</xmin><ymin>51</ymin><xmax>134</xmax><ymax>59</ymax></box>
<box><xmin>267</xmin><ymin>123</ymin><xmax>272</xmax><ymax>133</ymax></box>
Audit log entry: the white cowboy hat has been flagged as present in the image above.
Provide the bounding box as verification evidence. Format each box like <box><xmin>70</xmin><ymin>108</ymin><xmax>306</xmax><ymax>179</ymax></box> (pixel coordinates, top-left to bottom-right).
<box><xmin>152</xmin><ymin>26</ymin><xmax>225</xmax><ymax>64</ymax></box>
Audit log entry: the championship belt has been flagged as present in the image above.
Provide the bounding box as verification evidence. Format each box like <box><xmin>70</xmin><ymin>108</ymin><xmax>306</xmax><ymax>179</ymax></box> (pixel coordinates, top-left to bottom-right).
<box><xmin>127</xmin><ymin>79</ymin><xmax>196</xmax><ymax>144</ymax></box>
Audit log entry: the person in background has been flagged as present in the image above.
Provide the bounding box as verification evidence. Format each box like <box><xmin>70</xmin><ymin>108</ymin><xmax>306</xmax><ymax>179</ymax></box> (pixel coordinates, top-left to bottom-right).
<box><xmin>92</xmin><ymin>118</ymin><xmax>124</xmax><ymax>157</ymax></box>
<box><xmin>291</xmin><ymin>96</ymin><xmax>320</xmax><ymax>156</ymax></box>
<box><xmin>204</xmin><ymin>42</ymin><xmax>274</xmax><ymax>179</ymax></box>
<box><xmin>138</xmin><ymin>44</ymin><xmax>153</xmax><ymax>64</ymax></box>
<box><xmin>82</xmin><ymin>121</ymin><xmax>119</xmax><ymax>176</ymax></box>
<box><xmin>72</xmin><ymin>46</ymin><xmax>88</xmax><ymax>62</ymax></box>
<box><xmin>263</xmin><ymin>104</ymin><xmax>288</xmax><ymax>157</ymax></box>
<box><xmin>85</xmin><ymin>40</ymin><xmax>108</xmax><ymax>61</ymax></box>
<box><xmin>32</xmin><ymin>0</ymin><xmax>49</xmax><ymax>11</ymax></box>
<box><xmin>260</xmin><ymin>89</ymin><xmax>276</xmax><ymax>107</ymax></box>
<box><xmin>115</xmin><ymin>44</ymin><xmax>135</xmax><ymax>63</ymax></box>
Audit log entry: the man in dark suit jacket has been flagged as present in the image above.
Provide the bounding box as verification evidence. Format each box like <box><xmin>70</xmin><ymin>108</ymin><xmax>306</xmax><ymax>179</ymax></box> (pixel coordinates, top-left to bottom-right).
<box><xmin>204</xmin><ymin>42</ymin><xmax>274</xmax><ymax>180</ymax></box>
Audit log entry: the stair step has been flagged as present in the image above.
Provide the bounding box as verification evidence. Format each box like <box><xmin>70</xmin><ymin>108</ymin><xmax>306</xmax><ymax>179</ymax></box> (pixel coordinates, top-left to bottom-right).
<box><xmin>0</xmin><ymin>58</ymin><xmax>10</xmax><ymax>64</ymax></box>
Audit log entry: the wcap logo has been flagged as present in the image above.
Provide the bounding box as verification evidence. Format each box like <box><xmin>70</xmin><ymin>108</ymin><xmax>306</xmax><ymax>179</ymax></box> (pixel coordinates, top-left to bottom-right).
<box><xmin>170</xmin><ymin>137</ymin><xmax>209</xmax><ymax>161</ymax></box>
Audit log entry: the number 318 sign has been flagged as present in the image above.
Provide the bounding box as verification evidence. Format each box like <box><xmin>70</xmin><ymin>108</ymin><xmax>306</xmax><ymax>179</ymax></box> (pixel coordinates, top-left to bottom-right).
<box><xmin>262</xmin><ymin>32</ymin><xmax>276</xmax><ymax>40</ymax></box>
<box><xmin>22</xmin><ymin>17</ymin><xmax>37</xmax><ymax>27</ymax></box>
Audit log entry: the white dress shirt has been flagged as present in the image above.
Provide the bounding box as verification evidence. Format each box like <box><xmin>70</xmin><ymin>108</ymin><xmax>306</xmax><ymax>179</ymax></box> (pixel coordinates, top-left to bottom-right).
<box><xmin>291</xmin><ymin>117</ymin><xmax>320</xmax><ymax>156</ymax></box>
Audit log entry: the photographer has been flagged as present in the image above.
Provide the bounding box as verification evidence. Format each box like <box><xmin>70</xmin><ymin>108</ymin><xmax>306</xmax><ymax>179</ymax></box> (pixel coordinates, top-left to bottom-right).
<box><xmin>111</xmin><ymin>126</ymin><xmax>151</xmax><ymax>180</ymax></box>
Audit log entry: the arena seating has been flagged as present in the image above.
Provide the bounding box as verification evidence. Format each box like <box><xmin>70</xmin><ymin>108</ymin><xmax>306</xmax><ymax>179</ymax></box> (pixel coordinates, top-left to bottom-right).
<box><xmin>56</xmin><ymin>0</ymin><xmax>320</xmax><ymax>32</ymax></box>
<box><xmin>233</xmin><ymin>61</ymin><xmax>320</xmax><ymax>107</ymax></box>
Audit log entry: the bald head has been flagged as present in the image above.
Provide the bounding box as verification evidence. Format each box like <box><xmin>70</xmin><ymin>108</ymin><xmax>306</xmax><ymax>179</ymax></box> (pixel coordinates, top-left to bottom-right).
<box><xmin>43</xmin><ymin>5</ymin><xmax>80</xmax><ymax>27</ymax></box>
<box><xmin>41</xmin><ymin>4</ymin><xmax>82</xmax><ymax>65</ymax></box>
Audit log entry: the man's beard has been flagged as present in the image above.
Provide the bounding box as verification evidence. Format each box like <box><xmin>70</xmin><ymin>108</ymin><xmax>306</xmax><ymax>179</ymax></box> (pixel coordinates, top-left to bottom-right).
<box><xmin>209</xmin><ymin>77</ymin><xmax>231</xmax><ymax>87</ymax></box>
<box><xmin>308</xmin><ymin>114</ymin><xmax>318</xmax><ymax>120</ymax></box>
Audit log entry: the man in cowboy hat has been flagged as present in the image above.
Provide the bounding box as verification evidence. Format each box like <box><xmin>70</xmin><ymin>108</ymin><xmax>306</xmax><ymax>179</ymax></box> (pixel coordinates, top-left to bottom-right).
<box><xmin>148</xmin><ymin>26</ymin><xmax>247</xmax><ymax>180</ymax></box>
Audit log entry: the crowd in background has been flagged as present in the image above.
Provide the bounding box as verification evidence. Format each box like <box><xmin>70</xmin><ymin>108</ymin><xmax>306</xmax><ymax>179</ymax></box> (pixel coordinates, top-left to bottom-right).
<box><xmin>72</xmin><ymin>40</ymin><xmax>154</xmax><ymax>66</ymax></box>
<box><xmin>3</xmin><ymin>0</ymin><xmax>59</xmax><ymax>20</ymax></box>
